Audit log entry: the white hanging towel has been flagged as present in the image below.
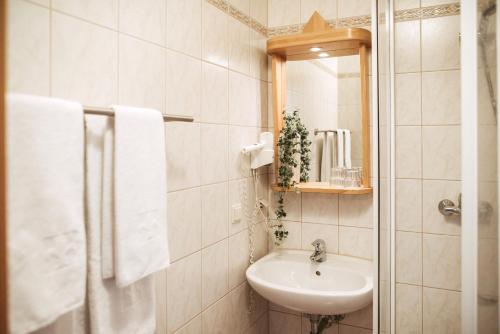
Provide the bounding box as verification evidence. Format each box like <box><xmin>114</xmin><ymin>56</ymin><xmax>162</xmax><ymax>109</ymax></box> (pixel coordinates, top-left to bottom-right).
<box><xmin>112</xmin><ymin>105</ymin><xmax>169</xmax><ymax>287</ymax></box>
<box><xmin>320</xmin><ymin>133</ymin><xmax>329</xmax><ymax>181</ymax></box>
<box><xmin>85</xmin><ymin>115</ymin><xmax>156</xmax><ymax>334</ymax></box>
<box><xmin>337</xmin><ymin>129</ymin><xmax>345</xmax><ymax>168</ymax></box>
<box><xmin>7</xmin><ymin>94</ymin><xmax>86</xmax><ymax>334</ymax></box>
<box><xmin>314</xmin><ymin>133</ymin><xmax>324</xmax><ymax>181</ymax></box>
<box><xmin>344</xmin><ymin>129</ymin><xmax>352</xmax><ymax>169</ymax></box>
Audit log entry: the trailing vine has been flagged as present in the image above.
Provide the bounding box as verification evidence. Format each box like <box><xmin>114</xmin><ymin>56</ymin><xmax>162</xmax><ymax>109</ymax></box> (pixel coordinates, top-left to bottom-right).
<box><xmin>273</xmin><ymin>108</ymin><xmax>311</xmax><ymax>245</ymax></box>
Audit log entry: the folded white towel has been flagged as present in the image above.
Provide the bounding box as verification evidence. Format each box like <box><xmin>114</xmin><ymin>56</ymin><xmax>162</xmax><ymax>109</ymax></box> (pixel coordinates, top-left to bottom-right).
<box><xmin>344</xmin><ymin>130</ymin><xmax>352</xmax><ymax>169</ymax></box>
<box><xmin>314</xmin><ymin>134</ymin><xmax>324</xmax><ymax>181</ymax></box>
<box><xmin>112</xmin><ymin>105</ymin><xmax>169</xmax><ymax>287</ymax></box>
<box><xmin>337</xmin><ymin>129</ymin><xmax>345</xmax><ymax>168</ymax></box>
<box><xmin>7</xmin><ymin>94</ymin><xmax>86</xmax><ymax>334</ymax></box>
<box><xmin>85</xmin><ymin>115</ymin><xmax>156</xmax><ymax>334</ymax></box>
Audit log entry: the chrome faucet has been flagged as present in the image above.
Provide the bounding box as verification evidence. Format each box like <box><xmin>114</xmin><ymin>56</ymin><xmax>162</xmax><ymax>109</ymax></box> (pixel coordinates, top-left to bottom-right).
<box><xmin>310</xmin><ymin>239</ymin><xmax>327</xmax><ymax>263</ymax></box>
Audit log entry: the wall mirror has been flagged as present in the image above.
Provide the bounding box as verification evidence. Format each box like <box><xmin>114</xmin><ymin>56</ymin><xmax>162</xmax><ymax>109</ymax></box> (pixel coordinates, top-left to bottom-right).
<box><xmin>268</xmin><ymin>12</ymin><xmax>372</xmax><ymax>195</ymax></box>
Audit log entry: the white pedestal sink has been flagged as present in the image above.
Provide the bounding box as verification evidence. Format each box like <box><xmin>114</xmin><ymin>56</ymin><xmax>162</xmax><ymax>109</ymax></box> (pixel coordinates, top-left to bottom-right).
<box><xmin>246</xmin><ymin>249</ymin><xmax>373</xmax><ymax>315</ymax></box>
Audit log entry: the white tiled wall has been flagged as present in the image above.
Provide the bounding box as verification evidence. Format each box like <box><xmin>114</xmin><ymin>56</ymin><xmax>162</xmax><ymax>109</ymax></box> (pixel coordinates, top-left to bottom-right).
<box><xmin>394</xmin><ymin>3</ymin><xmax>462</xmax><ymax>332</ymax></box>
<box><xmin>7</xmin><ymin>0</ymin><xmax>270</xmax><ymax>333</ymax></box>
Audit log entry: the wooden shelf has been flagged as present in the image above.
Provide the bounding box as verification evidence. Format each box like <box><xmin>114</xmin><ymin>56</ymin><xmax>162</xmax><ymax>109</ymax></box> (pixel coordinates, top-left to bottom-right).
<box><xmin>272</xmin><ymin>182</ymin><xmax>372</xmax><ymax>195</ymax></box>
<box><xmin>267</xmin><ymin>12</ymin><xmax>371</xmax><ymax>61</ymax></box>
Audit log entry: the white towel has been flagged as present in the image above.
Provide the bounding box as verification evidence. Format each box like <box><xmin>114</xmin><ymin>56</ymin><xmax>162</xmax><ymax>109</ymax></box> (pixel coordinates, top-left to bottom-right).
<box><xmin>337</xmin><ymin>129</ymin><xmax>345</xmax><ymax>168</ymax></box>
<box><xmin>344</xmin><ymin>130</ymin><xmax>352</xmax><ymax>169</ymax></box>
<box><xmin>7</xmin><ymin>94</ymin><xmax>86</xmax><ymax>334</ymax></box>
<box><xmin>85</xmin><ymin>115</ymin><xmax>156</xmax><ymax>334</ymax></box>
<box><xmin>112</xmin><ymin>105</ymin><xmax>169</xmax><ymax>287</ymax></box>
<box><xmin>314</xmin><ymin>134</ymin><xmax>324</xmax><ymax>181</ymax></box>
<box><xmin>320</xmin><ymin>133</ymin><xmax>334</xmax><ymax>182</ymax></box>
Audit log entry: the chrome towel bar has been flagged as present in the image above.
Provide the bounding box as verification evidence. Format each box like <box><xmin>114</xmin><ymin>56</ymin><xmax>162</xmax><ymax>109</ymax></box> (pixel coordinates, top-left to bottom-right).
<box><xmin>84</xmin><ymin>106</ymin><xmax>194</xmax><ymax>123</ymax></box>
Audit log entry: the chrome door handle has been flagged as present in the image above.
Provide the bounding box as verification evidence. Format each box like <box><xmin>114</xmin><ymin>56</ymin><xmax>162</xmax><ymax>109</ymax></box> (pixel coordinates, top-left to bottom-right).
<box><xmin>438</xmin><ymin>194</ymin><xmax>461</xmax><ymax>216</ymax></box>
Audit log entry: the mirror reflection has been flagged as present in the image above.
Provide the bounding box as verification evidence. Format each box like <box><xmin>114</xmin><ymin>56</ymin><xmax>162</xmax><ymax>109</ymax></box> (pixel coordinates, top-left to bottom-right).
<box><xmin>285</xmin><ymin>55</ymin><xmax>363</xmax><ymax>184</ymax></box>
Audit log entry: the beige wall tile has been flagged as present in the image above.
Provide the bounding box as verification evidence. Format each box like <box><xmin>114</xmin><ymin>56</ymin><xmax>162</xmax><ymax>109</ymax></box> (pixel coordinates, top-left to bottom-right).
<box><xmin>395</xmin><ymin>126</ymin><xmax>422</xmax><ymax>178</ymax></box>
<box><xmin>167</xmin><ymin>252</ymin><xmax>202</xmax><ymax>333</ymax></box>
<box><xmin>423</xmin><ymin>234</ymin><xmax>461</xmax><ymax>290</ymax></box>
<box><xmin>228</xmin><ymin>229</ymin><xmax>250</xmax><ymax>289</ymax></box>
<box><xmin>422</xmin><ymin>125</ymin><xmax>460</xmax><ymax>180</ymax></box>
<box><xmin>395</xmin><ymin>73</ymin><xmax>421</xmax><ymax>126</ymax></box>
<box><xmin>166</xmin><ymin>50</ymin><xmax>202</xmax><ymax>120</ymax></box>
<box><xmin>173</xmin><ymin>315</ymin><xmax>202</xmax><ymax>334</ymax></box>
<box><xmin>268</xmin><ymin>0</ymin><xmax>300</xmax><ymax>27</ymax></box>
<box><xmin>251</xmin><ymin>0</ymin><xmax>268</xmax><ymax>26</ymax></box>
<box><xmin>228</xmin><ymin>178</ymin><xmax>253</xmax><ymax>235</ymax></box>
<box><xmin>339</xmin><ymin>324</ymin><xmax>371</xmax><ymax>334</ymax></box>
<box><xmin>396</xmin><ymin>179</ymin><xmax>422</xmax><ymax>232</ymax></box>
<box><xmin>395</xmin><ymin>20</ymin><xmax>421</xmax><ymax>73</ymax></box>
<box><xmin>7</xmin><ymin>0</ymin><xmax>50</xmax><ymax>95</ymax></box>
<box><xmin>395</xmin><ymin>0</ymin><xmax>420</xmax><ymax>10</ymax></box>
<box><xmin>248</xmin><ymin>313</ymin><xmax>269</xmax><ymax>334</ymax></box>
<box><xmin>201</xmin><ymin>183</ymin><xmax>229</xmax><ymax>247</ymax></box>
<box><xmin>422</xmin><ymin>16</ymin><xmax>460</xmax><ymax>71</ymax></box>
<box><xmin>300</xmin><ymin>0</ymin><xmax>337</xmax><ymax>22</ymax></box>
<box><xmin>52</xmin><ymin>12</ymin><xmax>118</xmax><ymax>106</ymax></box>
<box><xmin>250</xmin><ymin>31</ymin><xmax>268</xmax><ymax>81</ymax></box>
<box><xmin>52</xmin><ymin>0</ymin><xmax>118</xmax><ymax>28</ymax></box>
<box><xmin>229</xmin><ymin>71</ymin><xmax>255</xmax><ymax>125</ymax></box>
<box><xmin>339</xmin><ymin>226</ymin><xmax>373</xmax><ymax>260</ymax></box>
<box><xmin>396</xmin><ymin>231</ymin><xmax>422</xmax><ymax>285</ymax></box>
<box><xmin>119</xmin><ymin>0</ymin><xmax>166</xmax><ymax>45</ymax></box>
<box><xmin>338</xmin><ymin>0</ymin><xmax>371</xmax><ymax>18</ymax></box>
<box><xmin>201</xmin><ymin>62</ymin><xmax>229</xmax><ymax>123</ymax></box>
<box><xmin>422</xmin><ymin>70</ymin><xmax>460</xmax><ymax>125</ymax></box>
<box><xmin>155</xmin><ymin>270</ymin><xmax>168</xmax><ymax>333</ymax></box>
<box><xmin>339</xmin><ymin>194</ymin><xmax>373</xmax><ymax>228</ymax></box>
<box><xmin>302</xmin><ymin>193</ymin><xmax>339</xmax><ymax>224</ymax></box>
<box><xmin>202</xmin><ymin>1</ymin><xmax>228</xmax><ymax>67</ymax></box>
<box><xmin>202</xmin><ymin>239</ymin><xmax>229</xmax><ymax>308</ymax></box>
<box><xmin>166</xmin><ymin>0</ymin><xmax>202</xmax><ymax>58</ymax></box>
<box><xmin>396</xmin><ymin>283</ymin><xmax>422</xmax><ymax>334</ymax></box>
<box><xmin>118</xmin><ymin>35</ymin><xmax>166</xmax><ymax>113</ymax></box>
<box><xmin>165</xmin><ymin>122</ymin><xmax>201</xmax><ymax>191</ymax></box>
<box><xmin>421</xmin><ymin>0</ymin><xmax>452</xmax><ymax>5</ymax></box>
<box><xmin>341</xmin><ymin>304</ymin><xmax>373</xmax><ymax>329</ymax></box>
<box><xmin>422</xmin><ymin>287</ymin><xmax>460</xmax><ymax>333</ymax></box>
<box><xmin>422</xmin><ymin>180</ymin><xmax>461</xmax><ymax>235</ymax></box>
<box><xmin>167</xmin><ymin>188</ymin><xmax>202</xmax><ymax>261</ymax></box>
<box><xmin>269</xmin><ymin>311</ymin><xmax>301</xmax><ymax>334</ymax></box>
<box><xmin>228</xmin><ymin>17</ymin><xmax>250</xmax><ymax>75</ymax></box>
<box><xmin>202</xmin><ymin>295</ymin><xmax>232</xmax><ymax>334</ymax></box>
<box><xmin>201</xmin><ymin>124</ymin><xmax>229</xmax><ymax>184</ymax></box>
<box><xmin>301</xmin><ymin>223</ymin><xmax>339</xmax><ymax>253</ymax></box>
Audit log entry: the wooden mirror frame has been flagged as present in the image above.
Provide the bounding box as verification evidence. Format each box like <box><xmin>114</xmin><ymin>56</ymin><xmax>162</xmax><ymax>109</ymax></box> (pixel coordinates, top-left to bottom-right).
<box><xmin>268</xmin><ymin>12</ymin><xmax>372</xmax><ymax>195</ymax></box>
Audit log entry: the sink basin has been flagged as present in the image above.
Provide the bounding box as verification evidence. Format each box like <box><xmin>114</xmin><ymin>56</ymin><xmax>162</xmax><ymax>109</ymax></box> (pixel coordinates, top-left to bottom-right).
<box><xmin>246</xmin><ymin>249</ymin><xmax>373</xmax><ymax>315</ymax></box>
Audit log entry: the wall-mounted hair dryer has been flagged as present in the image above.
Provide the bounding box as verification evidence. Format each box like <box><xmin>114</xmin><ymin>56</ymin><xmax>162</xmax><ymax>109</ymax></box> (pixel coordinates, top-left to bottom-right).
<box><xmin>241</xmin><ymin>132</ymin><xmax>274</xmax><ymax>169</ymax></box>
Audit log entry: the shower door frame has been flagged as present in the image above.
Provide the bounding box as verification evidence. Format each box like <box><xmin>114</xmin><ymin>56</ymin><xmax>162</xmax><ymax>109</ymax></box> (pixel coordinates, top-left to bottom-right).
<box><xmin>460</xmin><ymin>0</ymin><xmax>479</xmax><ymax>332</ymax></box>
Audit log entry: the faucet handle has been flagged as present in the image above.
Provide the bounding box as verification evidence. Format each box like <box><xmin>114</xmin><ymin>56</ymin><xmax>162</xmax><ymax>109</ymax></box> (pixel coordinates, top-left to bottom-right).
<box><xmin>311</xmin><ymin>239</ymin><xmax>326</xmax><ymax>252</ymax></box>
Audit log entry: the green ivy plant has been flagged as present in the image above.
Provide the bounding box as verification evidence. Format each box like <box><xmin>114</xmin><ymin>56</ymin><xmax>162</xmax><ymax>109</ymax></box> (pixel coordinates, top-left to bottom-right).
<box><xmin>273</xmin><ymin>108</ymin><xmax>311</xmax><ymax>245</ymax></box>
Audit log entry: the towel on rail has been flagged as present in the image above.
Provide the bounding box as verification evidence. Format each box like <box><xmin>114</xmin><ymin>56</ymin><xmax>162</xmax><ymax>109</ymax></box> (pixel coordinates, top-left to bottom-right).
<box><xmin>7</xmin><ymin>94</ymin><xmax>86</xmax><ymax>334</ymax></box>
<box><xmin>85</xmin><ymin>115</ymin><xmax>156</xmax><ymax>334</ymax></box>
<box><xmin>112</xmin><ymin>105</ymin><xmax>170</xmax><ymax>287</ymax></box>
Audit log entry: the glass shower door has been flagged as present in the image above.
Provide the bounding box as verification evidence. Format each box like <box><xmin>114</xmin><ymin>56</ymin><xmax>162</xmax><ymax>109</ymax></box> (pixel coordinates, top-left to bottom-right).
<box><xmin>462</xmin><ymin>0</ymin><xmax>499</xmax><ymax>332</ymax></box>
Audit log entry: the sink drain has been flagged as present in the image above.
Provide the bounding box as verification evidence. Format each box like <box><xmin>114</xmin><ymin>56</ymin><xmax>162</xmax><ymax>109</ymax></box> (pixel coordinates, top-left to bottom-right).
<box><xmin>315</xmin><ymin>271</ymin><xmax>321</xmax><ymax>276</ymax></box>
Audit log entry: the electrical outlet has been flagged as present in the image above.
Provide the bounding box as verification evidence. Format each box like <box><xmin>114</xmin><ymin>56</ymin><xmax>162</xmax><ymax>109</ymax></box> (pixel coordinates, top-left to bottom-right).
<box><xmin>231</xmin><ymin>203</ymin><xmax>242</xmax><ymax>224</ymax></box>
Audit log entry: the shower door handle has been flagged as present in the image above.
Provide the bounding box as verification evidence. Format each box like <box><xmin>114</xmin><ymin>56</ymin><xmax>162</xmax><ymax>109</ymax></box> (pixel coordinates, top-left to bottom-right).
<box><xmin>438</xmin><ymin>194</ymin><xmax>462</xmax><ymax>216</ymax></box>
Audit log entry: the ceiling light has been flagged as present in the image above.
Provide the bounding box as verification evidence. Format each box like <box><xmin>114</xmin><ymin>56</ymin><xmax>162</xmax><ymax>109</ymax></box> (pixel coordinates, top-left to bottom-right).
<box><xmin>318</xmin><ymin>52</ymin><xmax>329</xmax><ymax>58</ymax></box>
<box><xmin>310</xmin><ymin>47</ymin><xmax>322</xmax><ymax>52</ymax></box>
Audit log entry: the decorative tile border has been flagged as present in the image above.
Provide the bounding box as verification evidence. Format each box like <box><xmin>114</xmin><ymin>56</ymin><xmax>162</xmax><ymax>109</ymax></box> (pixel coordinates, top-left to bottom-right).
<box><xmin>206</xmin><ymin>0</ymin><xmax>460</xmax><ymax>38</ymax></box>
